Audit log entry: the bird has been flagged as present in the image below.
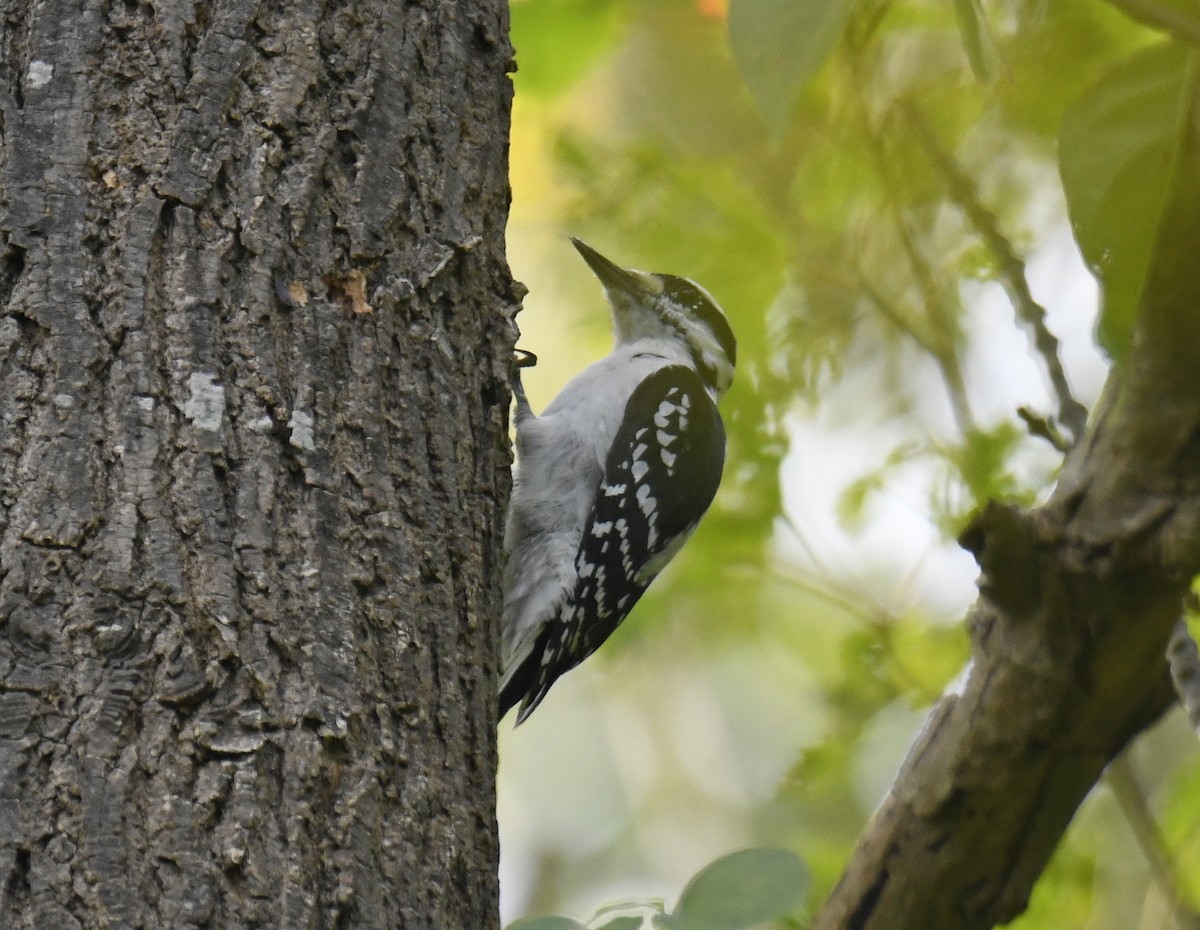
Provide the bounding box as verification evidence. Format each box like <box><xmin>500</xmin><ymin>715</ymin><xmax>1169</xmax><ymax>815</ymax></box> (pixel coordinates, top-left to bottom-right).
<box><xmin>499</xmin><ymin>237</ymin><xmax>736</xmax><ymax>723</ymax></box>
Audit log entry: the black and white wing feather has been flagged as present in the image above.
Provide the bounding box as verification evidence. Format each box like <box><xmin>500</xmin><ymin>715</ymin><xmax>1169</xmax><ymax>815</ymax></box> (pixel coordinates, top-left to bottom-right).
<box><xmin>500</xmin><ymin>365</ymin><xmax>726</xmax><ymax>723</ymax></box>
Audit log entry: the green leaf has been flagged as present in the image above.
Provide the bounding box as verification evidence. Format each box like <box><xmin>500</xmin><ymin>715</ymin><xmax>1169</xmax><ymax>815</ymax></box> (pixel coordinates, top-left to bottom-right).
<box><xmin>1059</xmin><ymin>42</ymin><xmax>1191</xmax><ymax>361</ymax></box>
<box><xmin>669</xmin><ymin>848</ymin><xmax>809</xmax><ymax>930</ymax></box>
<box><xmin>506</xmin><ymin>917</ymin><xmax>589</xmax><ymax>930</ymax></box>
<box><xmin>727</xmin><ymin>0</ymin><xmax>855</xmax><ymax>134</ymax></box>
<box><xmin>835</xmin><ymin>444</ymin><xmax>922</xmax><ymax>530</ymax></box>
<box><xmin>885</xmin><ymin>617</ymin><xmax>970</xmax><ymax>703</ymax></box>
<box><xmin>952</xmin><ymin>424</ymin><xmax>1024</xmax><ymax>505</ymax></box>
<box><xmin>836</xmin><ymin>472</ymin><xmax>883</xmax><ymax>529</ymax></box>
<box><xmin>1130</xmin><ymin>57</ymin><xmax>1200</xmax><ymax>373</ymax></box>
<box><xmin>595</xmin><ymin>917</ymin><xmax>646</xmax><ymax>930</ymax></box>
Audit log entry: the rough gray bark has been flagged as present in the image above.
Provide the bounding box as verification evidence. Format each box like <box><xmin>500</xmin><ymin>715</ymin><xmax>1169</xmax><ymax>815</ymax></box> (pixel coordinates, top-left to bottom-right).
<box><xmin>0</xmin><ymin>1</ymin><xmax>517</xmax><ymax>928</ymax></box>
<box><xmin>814</xmin><ymin>77</ymin><xmax>1200</xmax><ymax>930</ymax></box>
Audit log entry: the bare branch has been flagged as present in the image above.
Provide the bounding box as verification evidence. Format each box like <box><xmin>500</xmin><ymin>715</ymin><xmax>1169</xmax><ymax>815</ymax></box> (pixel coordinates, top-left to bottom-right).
<box><xmin>902</xmin><ymin>103</ymin><xmax>1089</xmax><ymax>446</ymax></box>
<box><xmin>1107</xmin><ymin>755</ymin><xmax>1200</xmax><ymax>930</ymax></box>
<box><xmin>1017</xmin><ymin>406</ymin><xmax>1071</xmax><ymax>453</ymax></box>
<box><xmin>1168</xmin><ymin>618</ymin><xmax>1200</xmax><ymax>740</ymax></box>
<box><xmin>856</xmin><ymin>272</ymin><xmax>976</xmax><ymax>434</ymax></box>
<box><xmin>845</xmin><ymin>51</ymin><xmax>978</xmax><ymax>436</ymax></box>
<box><xmin>856</xmin><ymin>276</ymin><xmax>939</xmax><ymax>359</ymax></box>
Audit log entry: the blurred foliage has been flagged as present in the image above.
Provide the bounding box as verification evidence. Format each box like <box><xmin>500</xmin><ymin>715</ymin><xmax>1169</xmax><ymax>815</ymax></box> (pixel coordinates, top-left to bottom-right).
<box><xmin>500</xmin><ymin>0</ymin><xmax>1200</xmax><ymax>928</ymax></box>
<box><xmin>1060</xmin><ymin>41</ymin><xmax>1192</xmax><ymax>360</ymax></box>
<box><xmin>509</xmin><ymin>0</ymin><xmax>626</xmax><ymax>97</ymax></box>
<box><xmin>728</xmin><ymin>0</ymin><xmax>857</xmax><ymax>132</ymax></box>
<box><xmin>666</xmin><ymin>848</ymin><xmax>808</xmax><ymax>929</ymax></box>
<box><xmin>506</xmin><ymin>848</ymin><xmax>808</xmax><ymax>930</ymax></box>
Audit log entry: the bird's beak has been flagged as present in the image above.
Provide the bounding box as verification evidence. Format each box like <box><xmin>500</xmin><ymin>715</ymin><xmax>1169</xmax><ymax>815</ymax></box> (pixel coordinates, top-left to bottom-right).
<box><xmin>570</xmin><ymin>238</ymin><xmax>661</xmax><ymax>299</ymax></box>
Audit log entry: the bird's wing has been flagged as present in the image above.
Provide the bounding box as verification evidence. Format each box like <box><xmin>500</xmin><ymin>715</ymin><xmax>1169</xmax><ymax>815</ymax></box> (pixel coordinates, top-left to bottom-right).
<box><xmin>500</xmin><ymin>365</ymin><xmax>725</xmax><ymax>723</ymax></box>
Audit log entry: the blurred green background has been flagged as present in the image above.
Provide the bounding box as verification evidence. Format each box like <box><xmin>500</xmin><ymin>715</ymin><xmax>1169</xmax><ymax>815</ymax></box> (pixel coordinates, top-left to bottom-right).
<box><xmin>498</xmin><ymin>1</ymin><xmax>1200</xmax><ymax>927</ymax></box>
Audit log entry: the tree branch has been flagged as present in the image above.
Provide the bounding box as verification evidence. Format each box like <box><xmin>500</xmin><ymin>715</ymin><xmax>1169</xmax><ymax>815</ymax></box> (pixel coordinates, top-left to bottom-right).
<box><xmin>1107</xmin><ymin>755</ymin><xmax>1200</xmax><ymax>930</ymax></box>
<box><xmin>1168</xmin><ymin>619</ymin><xmax>1200</xmax><ymax>740</ymax></box>
<box><xmin>813</xmin><ymin>67</ymin><xmax>1200</xmax><ymax>930</ymax></box>
<box><xmin>901</xmin><ymin>102</ymin><xmax>1089</xmax><ymax>446</ymax></box>
<box><xmin>1017</xmin><ymin>406</ymin><xmax>1071</xmax><ymax>454</ymax></box>
<box><xmin>813</xmin><ymin>444</ymin><xmax>1185</xmax><ymax>930</ymax></box>
<box><xmin>847</xmin><ymin>50</ymin><xmax>977</xmax><ymax>435</ymax></box>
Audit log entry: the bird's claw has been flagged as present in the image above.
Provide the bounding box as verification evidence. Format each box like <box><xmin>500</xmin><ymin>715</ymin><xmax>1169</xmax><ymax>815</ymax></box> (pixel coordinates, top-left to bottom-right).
<box><xmin>514</xmin><ymin>348</ymin><xmax>538</xmax><ymax>369</ymax></box>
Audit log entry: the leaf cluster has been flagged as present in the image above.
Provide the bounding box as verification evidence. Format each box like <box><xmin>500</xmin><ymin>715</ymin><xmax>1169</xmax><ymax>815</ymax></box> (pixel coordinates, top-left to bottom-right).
<box><xmin>507</xmin><ymin>848</ymin><xmax>808</xmax><ymax>930</ymax></box>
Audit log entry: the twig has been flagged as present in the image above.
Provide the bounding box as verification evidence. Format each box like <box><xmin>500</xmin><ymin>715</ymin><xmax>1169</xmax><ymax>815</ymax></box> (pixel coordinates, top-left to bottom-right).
<box><xmin>851</xmin><ymin>123</ymin><xmax>977</xmax><ymax>433</ymax></box>
<box><xmin>1107</xmin><ymin>755</ymin><xmax>1200</xmax><ymax>930</ymax></box>
<box><xmin>857</xmin><ymin>268</ymin><xmax>975</xmax><ymax>435</ymax></box>
<box><xmin>901</xmin><ymin>103</ymin><xmax>1089</xmax><ymax>446</ymax></box>
<box><xmin>1017</xmin><ymin>406</ymin><xmax>1071</xmax><ymax>453</ymax></box>
<box><xmin>857</xmin><ymin>275</ymin><xmax>941</xmax><ymax>359</ymax></box>
<box><xmin>1168</xmin><ymin>618</ymin><xmax>1200</xmax><ymax>740</ymax></box>
<box><xmin>768</xmin><ymin>566</ymin><xmax>886</xmax><ymax>628</ymax></box>
<box><xmin>776</xmin><ymin>512</ymin><xmax>894</xmax><ymax>625</ymax></box>
<box><xmin>840</xmin><ymin>41</ymin><xmax>979</xmax><ymax>436</ymax></box>
<box><xmin>894</xmin><ymin>199</ymin><xmax>977</xmax><ymax>436</ymax></box>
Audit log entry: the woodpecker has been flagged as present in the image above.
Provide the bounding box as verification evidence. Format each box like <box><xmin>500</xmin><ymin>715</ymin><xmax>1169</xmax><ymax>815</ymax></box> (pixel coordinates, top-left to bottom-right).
<box><xmin>500</xmin><ymin>238</ymin><xmax>736</xmax><ymax>724</ymax></box>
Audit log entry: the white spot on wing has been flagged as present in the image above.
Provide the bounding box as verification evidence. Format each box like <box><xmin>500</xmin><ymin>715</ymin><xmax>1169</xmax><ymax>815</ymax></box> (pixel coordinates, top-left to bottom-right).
<box><xmin>636</xmin><ymin>484</ymin><xmax>656</xmax><ymax>517</ymax></box>
<box><xmin>631</xmin><ymin>460</ymin><xmax>649</xmax><ymax>482</ymax></box>
<box><xmin>636</xmin><ymin>523</ymin><xmax>698</xmax><ymax>584</ymax></box>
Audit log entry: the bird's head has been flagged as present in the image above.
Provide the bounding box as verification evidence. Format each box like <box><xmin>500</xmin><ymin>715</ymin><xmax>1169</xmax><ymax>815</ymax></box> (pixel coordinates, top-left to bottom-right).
<box><xmin>571</xmin><ymin>237</ymin><xmax>737</xmax><ymax>398</ymax></box>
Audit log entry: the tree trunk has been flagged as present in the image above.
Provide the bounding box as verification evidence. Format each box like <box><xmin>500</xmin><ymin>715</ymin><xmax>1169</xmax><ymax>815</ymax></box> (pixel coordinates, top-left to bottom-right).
<box><xmin>0</xmin><ymin>1</ymin><xmax>517</xmax><ymax>927</ymax></box>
